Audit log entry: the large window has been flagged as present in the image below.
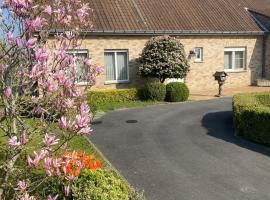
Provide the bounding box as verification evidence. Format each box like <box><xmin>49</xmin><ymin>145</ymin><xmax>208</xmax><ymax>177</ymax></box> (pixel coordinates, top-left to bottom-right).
<box><xmin>104</xmin><ymin>50</ymin><xmax>129</xmax><ymax>83</ymax></box>
<box><xmin>194</xmin><ymin>47</ymin><xmax>203</xmax><ymax>62</ymax></box>
<box><xmin>67</xmin><ymin>50</ymin><xmax>89</xmax><ymax>84</ymax></box>
<box><xmin>224</xmin><ymin>48</ymin><xmax>246</xmax><ymax>72</ymax></box>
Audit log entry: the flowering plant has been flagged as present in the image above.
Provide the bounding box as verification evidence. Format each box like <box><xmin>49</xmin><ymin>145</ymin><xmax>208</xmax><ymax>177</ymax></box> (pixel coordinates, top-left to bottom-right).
<box><xmin>0</xmin><ymin>0</ymin><xmax>103</xmax><ymax>199</ymax></box>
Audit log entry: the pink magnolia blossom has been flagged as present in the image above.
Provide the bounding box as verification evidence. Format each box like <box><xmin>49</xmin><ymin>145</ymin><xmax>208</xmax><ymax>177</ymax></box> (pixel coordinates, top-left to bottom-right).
<box><xmin>26</xmin><ymin>17</ymin><xmax>42</xmax><ymax>31</ymax></box>
<box><xmin>35</xmin><ymin>47</ymin><xmax>48</xmax><ymax>62</ymax></box>
<box><xmin>65</xmin><ymin>98</ymin><xmax>76</xmax><ymax>109</ymax></box>
<box><xmin>44</xmin><ymin>157</ymin><xmax>53</xmax><ymax>176</ymax></box>
<box><xmin>64</xmin><ymin>185</ymin><xmax>70</xmax><ymax>196</ymax></box>
<box><xmin>25</xmin><ymin>37</ymin><xmax>37</xmax><ymax>49</ymax></box>
<box><xmin>76</xmin><ymin>3</ymin><xmax>89</xmax><ymax>18</ymax></box>
<box><xmin>78</xmin><ymin>127</ymin><xmax>93</xmax><ymax>135</ymax></box>
<box><xmin>8</xmin><ymin>136</ymin><xmax>20</xmax><ymax>148</ymax></box>
<box><xmin>47</xmin><ymin>195</ymin><xmax>58</xmax><ymax>200</ymax></box>
<box><xmin>76</xmin><ymin>115</ymin><xmax>90</xmax><ymax>128</ymax></box>
<box><xmin>89</xmin><ymin>76</ymin><xmax>97</xmax><ymax>85</ymax></box>
<box><xmin>43</xmin><ymin>133</ymin><xmax>59</xmax><ymax>147</ymax></box>
<box><xmin>54</xmin><ymin>70</ymin><xmax>68</xmax><ymax>85</ymax></box>
<box><xmin>10</xmin><ymin>0</ymin><xmax>29</xmax><ymax>10</ymax></box>
<box><xmin>80</xmin><ymin>102</ymin><xmax>90</xmax><ymax>117</ymax></box>
<box><xmin>34</xmin><ymin>105</ymin><xmax>43</xmax><ymax>115</ymax></box>
<box><xmin>84</xmin><ymin>59</ymin><xmax>92</xmax><ymax>66</ymax></box>
<box><xmin>16</xmin><ymin>180</ymin><xmax>27</xmax><ymax>191</ymax></box>
<box><xmin>21</xmin><ymin>130</ymin><xmax>27</xmax><ymax>145</ymax></box>
<box><xmin>95</xmin><ymin>66</ymin><xmax>104</xmax><ymax>74</ymax></box>
<box><xmin>15</xmin><ymin>38</ymin><xmax>21</xmax><ymax>47</ymax></box>
<box><xmin>29</xmin><ymin>64</ymin><xmax>38</xmax><ymax>79</ymax></box>
<box><xmin>0</xmin><ymin>64</ymin><xmax>7</xmax><ymax>73</ymax></box>
<box><xmin>59</xmin><ymin>117</ymin><xmax>70</xmax><ymax>129</ymax></box>
<box><xmin>65</xmin><ymin>31</ymin><xmax>74</xmax><ymax>40</ymax></box>
<box><xmin>44</xmin><ymin>5</ymin><xmax>52</xmax><ymax>15</ymax></box>
<box><xmin>44</xmin><ymin>79</ymin><xmax>58</xmax><ymax>93</ymax></box>
<box><xmin>27</xmin><ymin>150</ymin><xmax>47</xmax><ymax>167</ymax></box>
<box><xmin>7</xmin><ymin>31</ymin><xmax>13</xmax><ymax>43</ymax></box>
<box><xmin>61</xmin><ymin>15</ymin><xmax>72</xmax><ymax>26</ymax></box>
<box><xmin>5</xmin><ymin>87</ymin><xmax>12</xmax><ymax>98</ymax></box>
<box><xmin>21</xmin><ymin>193</ymin><xmax>35</xmax><ymax>200</ymax></box>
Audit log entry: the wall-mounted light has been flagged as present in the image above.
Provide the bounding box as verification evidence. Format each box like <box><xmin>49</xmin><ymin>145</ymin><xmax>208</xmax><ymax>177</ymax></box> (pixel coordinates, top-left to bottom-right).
<box><xmin>188</xmin><ymin>50</ymin><xmax>196</xmax><ymax>59</ymax></box>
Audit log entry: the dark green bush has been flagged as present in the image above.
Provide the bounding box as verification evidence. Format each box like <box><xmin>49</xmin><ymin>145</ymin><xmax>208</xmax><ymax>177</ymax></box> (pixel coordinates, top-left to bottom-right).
<box><xmin>72</xmin><ymin>169</ymin><xmax>129</xmax><ymax>200</ymax></box>
<box><xmin>87</xmin><ymin>89</ymin><xmax>139</xmax><ymax>113</ymax></box>
<box><xmin>233</xmin><ymin>92</ymin><xmax>270</xmax><ymax>146</ymax></box>
<box><xmin>165</xmin><ymin>82</ymin><xmax>189</xmax><ymax>102</ymax></box>
<box><xmin>139</xmin><ymin>83</ymin><xmax>166</xmax><ymax>101</ymax></box>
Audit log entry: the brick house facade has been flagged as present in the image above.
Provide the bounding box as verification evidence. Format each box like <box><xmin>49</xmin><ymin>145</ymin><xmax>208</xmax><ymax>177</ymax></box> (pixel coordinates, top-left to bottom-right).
<box><xmin>74</xmin><ymin>35</ymin><xmax>263</xmax><ymax>93</ymax></box>
<box><xmin>50</xmin><ymin>0</ymin><xmax>270</xmax><ymax>93</ymax></box>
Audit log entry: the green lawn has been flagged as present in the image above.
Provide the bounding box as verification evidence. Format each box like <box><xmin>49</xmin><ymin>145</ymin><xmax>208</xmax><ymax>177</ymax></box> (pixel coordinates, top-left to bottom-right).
<box><xmin>94</xmin><ymin>101</ymin><xmax>163</xmax><ymax>113</ymax></box>
<box><xmin>0</xmin><ymin>119</ymin><xmax>104</xmax><ymax>164</ymax></box>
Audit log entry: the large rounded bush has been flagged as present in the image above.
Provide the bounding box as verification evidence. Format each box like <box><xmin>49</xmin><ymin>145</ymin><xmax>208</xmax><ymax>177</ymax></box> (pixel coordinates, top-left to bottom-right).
<box><xmin>139</xmin><ymin>83</ymin><xmax>166</xmax><ymax>101</ymax></box>
<box><xmin>72</xmin><ymin>169</ymin><xmax>129</xmax><ymax>200</ymax></box>
<box><xmin>138</xmin><ymin>35</ymin><xmax>190</xmax><ymax>83</ymax></box>
<box><xmin>233</xmin><ymin>92</ymin><xmax>270</xmax><ymax>146</ymax></box>
<box><xmin>166</xmin><ymin>82</ymin><xmax>189</xmax><ymax>102</ymax></box>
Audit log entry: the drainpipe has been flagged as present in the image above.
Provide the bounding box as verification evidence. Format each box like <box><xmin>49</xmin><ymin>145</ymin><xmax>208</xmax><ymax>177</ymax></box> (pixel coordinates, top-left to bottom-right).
<box><xmin>262</xmin><ymin>34</ymin><xmax>266</xmax><ymax>79</ymax></box>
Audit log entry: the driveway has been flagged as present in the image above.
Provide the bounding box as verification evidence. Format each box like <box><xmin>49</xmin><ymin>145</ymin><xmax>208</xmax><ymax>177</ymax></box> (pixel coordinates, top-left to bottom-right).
<box><xmin>91</xmin><ymin>98</ymin><xmax>270</xmax><ymax>200</ymax></box>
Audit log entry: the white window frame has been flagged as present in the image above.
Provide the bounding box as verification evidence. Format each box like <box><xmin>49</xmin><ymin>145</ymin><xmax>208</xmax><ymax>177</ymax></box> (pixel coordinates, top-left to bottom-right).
<box><xmin>104</xmin><ymin>49</ymin><xmax>129</xmax><ymax>84</ymax></box>
<box><xmin>194</xmin><ymin>47</ymin><xmax>203</xmax><ymax>62</ymax></box>
<box><xmin>224</xmin><ymin>47</ymin><xmax>246</xmax><ymax>72</ymax></box>
<box><xmin>67</xmin><ymin>49</ymin><xmax>89</xmax><ymax>85</ymax></box>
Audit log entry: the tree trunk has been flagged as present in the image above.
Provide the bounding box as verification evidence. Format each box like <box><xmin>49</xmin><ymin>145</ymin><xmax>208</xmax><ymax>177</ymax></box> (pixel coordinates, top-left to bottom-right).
<box><xmin>160</xmin><ymin>77</ymin><xmax>166</xmax><ymax>83</ymax></box>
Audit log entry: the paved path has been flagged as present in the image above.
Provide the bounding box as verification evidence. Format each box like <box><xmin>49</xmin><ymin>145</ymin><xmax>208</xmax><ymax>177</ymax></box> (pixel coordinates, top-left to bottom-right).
<box><xmin>91</xmin><ymin>98</ymin><xmax>270</xmax><ymax>200</ymax></box>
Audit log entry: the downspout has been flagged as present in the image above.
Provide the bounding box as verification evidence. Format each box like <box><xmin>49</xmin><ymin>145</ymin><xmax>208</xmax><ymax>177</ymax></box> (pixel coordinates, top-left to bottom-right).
<box><xmin>262</xmin><ymin>33</ymin><xmax>267</xmax><ymax>78</ymax></box>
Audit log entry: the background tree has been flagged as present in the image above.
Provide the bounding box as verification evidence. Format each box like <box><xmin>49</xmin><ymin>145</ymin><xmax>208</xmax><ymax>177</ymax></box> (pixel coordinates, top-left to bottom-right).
<box><xmin>138</xmin><ymin>35</ymin><xmax>190</xmax><ymax>83</ymax></box>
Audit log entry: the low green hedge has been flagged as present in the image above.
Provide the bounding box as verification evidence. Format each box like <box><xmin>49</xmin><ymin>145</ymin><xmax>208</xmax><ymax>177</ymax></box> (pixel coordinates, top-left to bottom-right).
<box><xmin>87</xmin><ymin>89</ymin><xmax>139</xmax><ymax>113</ymax></box>
<box><xmin>166</xmin><ymin>82</ymin><xmax>189</xmax><ymax>102</ymax></box>
<box><xmin>233</xmin><ymin>92</ymin><xmax>270</xmax><ymax>146</ymax></box>
<box><xmin>72</xmin><ymin>169</ymin><xmax>129</xmax><ymax>200</ymax></box>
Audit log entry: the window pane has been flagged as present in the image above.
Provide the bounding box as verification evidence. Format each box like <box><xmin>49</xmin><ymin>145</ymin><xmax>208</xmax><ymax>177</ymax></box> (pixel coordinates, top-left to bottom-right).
<box><xmin>235</xmin><ymin>51</ymin><xmax>244</xmax><ymax>69</ymax></box>
<box><xmin>195</xmin><ymin>48</ymin><xmax>201</xmax><ymax>60</ymax></box>
<box><xmin>116</xmin><ymin>52</ymin><xmax>128</xmax><ymax>80</ymax></box>
<box><xmin>235</xmin><ymin>58</ymin><xmax>244</xmax><ymax>69</ymax></box>
<box><xmin>224</xmin><ymin>52</ymin><xmax>232</xmax><ymax>69</ymax></box>
<box><xmin>75</xmin><ymin>53</ymin><xmax>88</xmax><ymax>82</ymax></box>
<box><xmin>105</xmin><ymin>52</ymin><xmax>116</xmax><ymax>81</ymax></box>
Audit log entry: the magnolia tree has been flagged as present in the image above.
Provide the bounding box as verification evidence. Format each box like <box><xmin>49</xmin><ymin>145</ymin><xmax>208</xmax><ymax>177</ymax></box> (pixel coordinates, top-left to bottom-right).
<box><xmin>138</xmin><ymin>35</ymin><xmax>190</xmax><ymax>83</ymax></box>
<box><xmin>0</xmin><ymin>0</ymin><xmax>103</xmax><ymax>199</ymax></box>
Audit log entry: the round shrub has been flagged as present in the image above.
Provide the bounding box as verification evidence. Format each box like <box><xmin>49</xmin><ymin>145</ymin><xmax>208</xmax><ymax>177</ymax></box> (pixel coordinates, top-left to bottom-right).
<box><xmin>139</xmin><ymin>83</ymin><xmax>166</xmax><ymax>101</ymax></box>
<box><xmin>72</xmin><ymin>169</ymin><xmax>129</xmax><ymax>200</ymax></box>
<box><xmin>166</xmin><ymin>82</ymin><xmax>189</xmax><ymax>102</ymax></box>
<box><xmin>138</xmin><ymin>35</ymin><xmax>190</xmax><ymax>83</ymax></box>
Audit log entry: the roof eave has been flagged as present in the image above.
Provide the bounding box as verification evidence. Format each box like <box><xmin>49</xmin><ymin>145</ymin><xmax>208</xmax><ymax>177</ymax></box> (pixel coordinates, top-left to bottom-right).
<box><xmin>49</xmin><ymin>29</ymin><xmax>265</xmax><ymax>36</ymax></box>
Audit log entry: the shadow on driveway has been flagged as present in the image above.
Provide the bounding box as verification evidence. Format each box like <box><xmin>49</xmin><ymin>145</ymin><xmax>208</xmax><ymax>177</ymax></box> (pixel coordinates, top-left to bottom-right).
<box><xmin>201</xmin><ymin>111</ymin><xmax>270</xmax><ymax>157</ymax></box>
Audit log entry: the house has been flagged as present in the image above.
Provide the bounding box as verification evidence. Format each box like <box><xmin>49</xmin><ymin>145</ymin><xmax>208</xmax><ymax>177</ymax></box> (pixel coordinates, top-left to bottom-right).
<box><xmin>57</xmin><ymin>0</ymin><xmax>270</xmax><ymax>93</ymax></box>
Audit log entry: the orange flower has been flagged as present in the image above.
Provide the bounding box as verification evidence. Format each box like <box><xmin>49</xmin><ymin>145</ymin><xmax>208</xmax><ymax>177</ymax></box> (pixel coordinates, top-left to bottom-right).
<box><xmin>63</xmin><ymin>151</ymin><xmax>102</xmax><ymax>177</ymax></box>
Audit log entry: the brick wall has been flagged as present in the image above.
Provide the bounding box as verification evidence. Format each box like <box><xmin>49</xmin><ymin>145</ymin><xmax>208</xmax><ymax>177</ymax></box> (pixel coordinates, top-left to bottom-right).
<box><xmin>48</xmin><ymin>35</ymin><xmax>263</xmax><ymax>93</ymax></box>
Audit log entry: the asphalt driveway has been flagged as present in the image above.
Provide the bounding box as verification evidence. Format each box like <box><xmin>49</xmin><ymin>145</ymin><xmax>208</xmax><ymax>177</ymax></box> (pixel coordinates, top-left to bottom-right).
<box><xmin>91</xmin><ymin>98</ymin><xmax>270</xmax><ymax>200</ymax></box>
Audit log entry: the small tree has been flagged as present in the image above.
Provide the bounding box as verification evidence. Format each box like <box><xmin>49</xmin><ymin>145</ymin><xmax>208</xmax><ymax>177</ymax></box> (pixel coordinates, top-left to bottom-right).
<box><xmin>138</xmin><ymin>35</ymin><xmax>190</xmax><ymax>83</ymax></box>
<box><xmin>0</xmin><ymin>0</ymin><xmax>103</xmax><ymax>199</ymax></box>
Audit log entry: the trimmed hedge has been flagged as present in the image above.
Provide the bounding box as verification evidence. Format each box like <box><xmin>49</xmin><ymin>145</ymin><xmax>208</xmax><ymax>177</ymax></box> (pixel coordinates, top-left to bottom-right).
<box><xmin>139</xmin><ymin>83</ymin><xmax>166</xmax><ymax>101</ymax></box>
<box><xmin>72</xmin><ymin>169</ymin><xmax>129</xmax><ymax>200</ymax></box>
<box><xmin>87</xmin><ymin>89</ymin><xmax>139</xmax><ymax>113</ymax></box>
<box><xmin>233</xmin><ymin>92</ymin><xmax>270</xmax><ymax>146</ymax></box>
<box><xmin>166</xmin><ymin>82</ymin><xmax>189</xmax><ymax>102</ymax></box>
